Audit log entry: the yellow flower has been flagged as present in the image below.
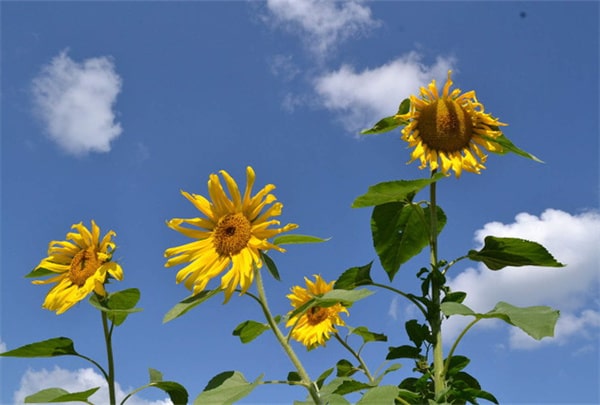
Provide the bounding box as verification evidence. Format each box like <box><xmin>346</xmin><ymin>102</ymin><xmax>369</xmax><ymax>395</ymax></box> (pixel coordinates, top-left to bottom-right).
<box><xmin>164</xmin><ymin>166</ymin><xmax>298</xmax><ymax>302</ymax></box>
<box><xmin>32</xmin><ymin>221</ymin><xmax>123</xmax><ymax>315</ymax></box>
<box><xmin>286</xmin><ymin>275</ymin><xmax>348</xmax><ymax>349</ymax></box>
<box><xmin>396</xmin><ymin>70</ymin><xmax>507</xmax><ymax>177</ymax></box>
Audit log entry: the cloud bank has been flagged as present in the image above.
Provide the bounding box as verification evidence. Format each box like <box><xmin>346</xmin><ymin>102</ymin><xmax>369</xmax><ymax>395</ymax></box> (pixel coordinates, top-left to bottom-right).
<box><xmin>31</xmin><ymin>50</ymin><xmax>123</xmax><ymax>156</ymax></box>
<box><xmin>444</xmin><ymin>209</ymin><xmax>600</xmax><ymax>350</ymax></box>
<box><xmin>14</xmin><ymin>367</ymin><xmax>171</xmax><ymax>405</ymax></box>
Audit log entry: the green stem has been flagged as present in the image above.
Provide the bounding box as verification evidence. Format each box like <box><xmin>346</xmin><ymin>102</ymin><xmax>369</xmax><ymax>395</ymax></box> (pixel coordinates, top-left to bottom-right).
<box><xmin>101</xmin><ymin>311</ymin><xmax>116</xmax><ymax>405</ymax></box>
<box><xmin>333</xmin><ymin>334</ymin><xmax>375</xmax><ymax>384</ymax></box>
<box><xmin>429</xmin><ymin>170</ymin><xmax>446</xmax><ymax>399</ymax></box>
<box><xmin>443</xmin><ymin>318</ymin><xmax>480</xmax><ymax>377</ymax></box>
<box><xmin>254</xmin><ymin>268</ymin><xmax>322</xmax><ymax>405</ymax></box>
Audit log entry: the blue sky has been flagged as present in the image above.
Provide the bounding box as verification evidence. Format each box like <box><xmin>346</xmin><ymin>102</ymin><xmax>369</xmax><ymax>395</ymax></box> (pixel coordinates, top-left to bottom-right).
<box><xmin>1</xmin><ymin>1</ymin><xmax>599</xmax><ymax>404</ymax></box>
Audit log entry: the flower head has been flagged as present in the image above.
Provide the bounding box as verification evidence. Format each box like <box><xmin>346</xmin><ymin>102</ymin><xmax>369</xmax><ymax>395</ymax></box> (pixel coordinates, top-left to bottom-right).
<box><xmin>164</xmin><ymin>166</ymin><xmax>298</xmax><ymax>302</ymax></box>
<box><xmin>286</xmin><ymin>275</ymin><xmax>348</xmax><ymax>349</ymax></box>
<box><xmin>396</xmin><ymin>70</ymin><xmax>507</xmax><ymax>177</ymax></box>
<box><xmin>32</xmin><ymin>220</ymin><xmax>123</xmax><ymax>314</ymax></box>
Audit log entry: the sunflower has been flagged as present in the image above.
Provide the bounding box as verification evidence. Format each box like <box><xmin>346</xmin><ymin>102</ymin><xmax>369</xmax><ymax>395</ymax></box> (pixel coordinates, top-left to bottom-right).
<box><xmin>396</xmin><ymin>70</ymin><xmax>507</xmax><ymax>177</ymax></box>
<box><xmin>286</xmin><ymin>275</ymin><xmax>349</xmax><ymax>349</ymax></box>
<box><xmin>164</xmin><ymin>166</ymin><xmax>298</xmax><ymax>302</ymax></box>
<box><xmin>31</xmin><ymin>220</ymin><xmax>123</xmax><ymax>315</ymax></box>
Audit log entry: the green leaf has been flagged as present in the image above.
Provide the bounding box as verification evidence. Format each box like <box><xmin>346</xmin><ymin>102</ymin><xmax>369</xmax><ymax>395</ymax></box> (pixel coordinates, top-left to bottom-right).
<box><xmin>336</xmin><ymin>359</ymin><xmax>357</xmax><ymax>377</ymax></box>
<box><xmin>273</xmin><ymin>234</ymin><xmax>329</xmax><ymax>245</ymax></box>
<box><xmin>315</xmin><ymin>288</ymin><xmax>373</xmax><ymax>307</ymax></box>
<box><xmin>481</xmin><ymin>132</ymin><xmax>544</xmax><ymax>163</ymax></box>
<box><xmin>371</xmin><ymin>202</ymin><xmax>446</xmax><ymax>281</ymax></box>
<box><xmin>446</xmin><ymin>355</ymin><xmax>470</xmax><ymax>376</ymax></box>
<box><xmin>333</xmin><ymin>379</ymin><xmax>373</xmax><ymax>395</ymax></box>
<box><xmin>483</xmin><ymin>301</ymin><xmax>560</xmax><ymax>340</ymax></box>
<box><xmin>442</xmin><ymin>291</ymin><xmax>467</xmax><ymax>304</ymax></box>
<box><xmin>0</xmin><ymin>337</ymin><xmax>78</xmax><ymax>358</ymax></box>
<box><xmin>405</xmin><ymin>320</ymin><xmax>430</xmax><ymax>347</ymax></box>
<box><xmin>89</xmin><ymin>288</ymin><xmax>142</xmax><ymax>326</ymax></box>
<box><xmin>356</xmin><ymin>385</ymin><xmax>400</xmax><ymax>404</ymax></box>
<box><xmin>441</xmin><ymin>302</ymin><xmax>476</xmax><ymax>317</ymax></box>
<box><xmin>194</xmin><ymin>371</ymin><xmax>261</xmax><ymax>405</ymax></box>
<box><xmin>232</xmin><ymin>320</ymin><xmax>269</xmax><ymax>344</ymax></box>
<box><xmin>24</xmin><ymin>387</ymin><xmax>100</xmax><ymax>403</ymax></box>
<box><xmin>163</xmin><ymin>289</ymin><xmax>221</xmax><ymax>323</ymax></box>
<box><xmin>468</xmin><ymin>236</ymin><xmax>565</xmax><ymax>270</ymax></box>
<box><xmin>149</xmin><ymin>368</ymin><xmax>163</xmax><ymax>383</ymax></box>
<box><xmin>352</xmin><ymin>173</ymin><xmax>445</xmax><ymax>208</ymax></box>
<box><xmin>360</xmin><ymin>116</ymin><xmax>405</xmax><ymax>135</ymax></box>
<box><xmin>386</xmin><ymin>345</ymin><xmax>421</xmax><ymax>360</ymax></box>
<box><xmin>349</xmin><ymin>326</ymin><xmax>387</xmax><ymax>343</ymax></box>
<box><xmin>316</xmin><ymin>367</ymin><xmax>334</xmax><ymax>389</ymax></box>
<box><xmin>24</xmin><ymin>267</ymin><xmax>56</xmax><ymax>278</ymax></box>
<box><xmin>260</xmin><ymin>251</ymin><xmax>280</xmax><ymax>281</ymax></box>
<box><xmin>287</xmin><ymin>371</ymin><xmax>302</xmax><ymax>382</ymax></box>
<box><xmin>334</xmin><ymin>263</ymin><xmax>374</xmax><ymax>290</ymax></box>
<box><xmin>149</xmin><ymin>381</ymin><xmax>189</xmax><ymax>405</ymax></box>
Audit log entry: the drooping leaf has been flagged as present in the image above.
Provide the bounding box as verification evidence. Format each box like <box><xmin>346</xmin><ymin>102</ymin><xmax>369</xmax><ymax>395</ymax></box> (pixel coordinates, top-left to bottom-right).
<box><xmin>163</xmin><ymin>289</ymin><xmax>221</xmax><ymax>323</ymax></box>
<box><xmin>194</xmin><ymin>371</ymin><xmax>261</xmax><ymax>405</ymax></box>
<box><xmin>149</xmin><ymin>381</ymin><xmax>189</xmax><ymax>405</ymax></box>
<box><xmin>334</xmin><ymin>263</ymin><xmax>374</xmax><ymax>290</ymax></box>
<box><xmin>483</xmin><ymin>301</ymin><xmax>560</xmax><ymax>340</ymax></box>
<box><xmin>273</xmin><ymin>234</ymin><xmax>329</xmax><ymax>245</ymax></box>
<box><xmin>232</xmin><ymin>320</ymin><xmax>269</xmax><ymax>344</ymax></box>
<box><xmin>24</xmin><ymin>387</ymin><xmax>100</xmax><ymax>403</ymax></box>
<box><xmin>352</xmin><ymin>173</ymin><xmax>445</xmax><ymax>208</ymax></box>
<box><xmin>386</xmin><ymin>345</ymin><xmax>421</xmax><ymax>360</ymax></box>
<box><xmin>89</xmin><ymin>288</ymin><xmax>142</xmax><ymax>326</ymax></box>
<box><xmin>336</xmin><ymin>359</ymin><xmax>357</xmax><ymax>377</ymax></box>
<box><xmin>0</xmin><ymin>337</ymin><xmax>78</xmax><ymax>358</ymax></box>
<box><xmin>349</xmin><ymin>326</ymin><xmax>387</xmax><ymax>343</ymax></box>
<box><xmin>260</xmin><ymin>251</ymin><xmax>280</xmax><ymax>281</ymax></box>
<box><xmin>468</xmin><ymin>236</ymin><xmax>565</xmax><ymax>270</ymax></box>
<box><xmin>356</xmin><ymin>385</ymin><xmax>400</xmax><ymax>404</ymax></box>
<box><xmin>481</xmin><ymin>132</ymin><xmax>543</xmax><ymax>163</ymax></box>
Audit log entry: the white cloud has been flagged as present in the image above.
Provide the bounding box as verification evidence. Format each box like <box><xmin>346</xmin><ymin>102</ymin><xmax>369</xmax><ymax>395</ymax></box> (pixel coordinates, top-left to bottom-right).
<box><xmin>313</xmin><ymin>52</ymin><xmax>455</xmax><ymax>132</ymax></box>
<box><xmin>265</xmin><ymin>0</ymin><xmax>379</xmax><ymax>57</ymax></box>
<box><xmin>0</xmin><ymin>339</ymin><xmax>6</xmax><ymax>353</ymax></box>
<box><xmin>444</xmin><ymin>209</ymin><xmax>600</xmax><ymax>350</ymax></box>
<box><xmin>268</xmin><ymin>54</ymin><xmax>301</xmax><ymax>82</ymax></box>
<box><xmin>14</xmin><ymin>367</ymin><xmax>171</xmax><ymax>405</ymax></box>
<box><xmin>31</xmin><ymin>50</ymin><xmax>123</xmax><ymax>157</ymax></box>
<box><xmin>388</xmin><ymin>297</ymin><xmax>399</xmax><ymax>321</ymax></box>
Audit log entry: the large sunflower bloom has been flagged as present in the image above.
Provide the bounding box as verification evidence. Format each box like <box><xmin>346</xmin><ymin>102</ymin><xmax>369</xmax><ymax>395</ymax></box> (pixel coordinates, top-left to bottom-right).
<box><xmin>396</xmin><ymin>70</ymin><xmax>507</xmax><ymax>177</ymax></box>
<box><xmin>32</xmin><ymin>221</ymin><xmax>123</xmax><ymax>315</ymax></box>
<box><xmin>286</xmin><ymin>275</ymin><xmax>348</xmax><ymax>349</ymax></box>
<box><xmin>164</xmin><ymin>166</ymin><xmax>298</xmax><ymax>302</ymax></box>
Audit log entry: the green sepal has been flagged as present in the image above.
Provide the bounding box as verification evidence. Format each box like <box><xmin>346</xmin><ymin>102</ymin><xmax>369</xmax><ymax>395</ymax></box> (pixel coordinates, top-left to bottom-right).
<box><xmin>0</xmin><ymin>337</ymin><xmax>78</xmax><ymax>358</ymax></box>
<box><xmin>352</xmin><ymin>173</ymin><xmax>445</xmax><ymax>208</ymax></box>
<box><xmin>273</xmin><ymin>234</ymin><xmax>330</xmax><ymax>245</ymax></box>
<box><xmin>260</xmin><ymin>251</ymin><xmax>280</xmax><ymax>281</ymax></box>
<box><xmin>468</xmin><ymin>236</ymin><xmax>565</xmax><ymax>270</ymax></box>
<box><xmin>232</xmin><ymin>320</ymin><xmax>269</xmax><ymax>344</ymax></box>
<box><xmin>88</xmin><ymin>288</ymin><xmax>142</xmax><ymax>326</ymax></box>
<box><xmin>334</xmin><ymin>262</ymin><xmax>374</xmax><ymax>290</ymax></box>
<box><xmin>348</xmin><ymin>326</ymin><xmax>387</xmax><ymax>343</ymax></box>
<box><xmin>360</xmin><ymin>99</ymin><xmax>410</xmax><ymax>135</ymax></box>
<box><xmin>355</xmin><ymin>385</ymin><xmax>400</xmax><ymax>404</ymax></box>
<box><xmin>371</xmin><ymin>202</ymin><xmax>446</xmax><ymax>281</ymax></box>
<box><xmin>25</xmin><ymin>267</ymin><xmax>56</xmax><ymax>278</ymax></box>
<box><xmin>163</xmin><ymin>289</ymin><xmax>221</xmax><ymax>323</ymax></box>
<box><xmin>194</xmin><ymin>371</ymin><xmax>262</xmax><ymax>405</ymax></box>
<box><xmin>24</xmin><ymin>387</ymin><xmax>100</xmax><ymax>403</ymax></box>
<box><xmin>481</xmin><ymin>132</ymin><xmax>543</xmax><ymax>163</ymax></box>
<box><xmin>386</xmin><ymin>345</ymin><xmax>421</xmax><ymax>360</ymax></box>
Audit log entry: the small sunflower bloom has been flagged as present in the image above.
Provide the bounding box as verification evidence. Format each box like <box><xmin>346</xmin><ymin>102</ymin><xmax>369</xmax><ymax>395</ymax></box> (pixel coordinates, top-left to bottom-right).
<box><xmin>286</xmin><ymin>275</ymin><xmax>349</xmax><ymax>349</ymax></box>
<box><xmin>396</xmin><ymin>70</ymin><xmax>507</xmax><ymax>177</ymax></box>
<box><xmin>164</xmin><ymin>166</ymin><xmax>298</xmax><ymax>302</ymax></box>
<box><xmin>32</xmin><ymin>220</ymin><xmax>123</xmax><ymax>315</ymax></box>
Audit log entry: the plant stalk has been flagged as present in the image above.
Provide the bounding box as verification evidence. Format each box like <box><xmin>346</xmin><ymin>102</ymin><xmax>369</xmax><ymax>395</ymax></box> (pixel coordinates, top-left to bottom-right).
<box><xmin>101</xmin><ymin>311</ymin><xmax>116</xmax><ymax>405</ymax></box>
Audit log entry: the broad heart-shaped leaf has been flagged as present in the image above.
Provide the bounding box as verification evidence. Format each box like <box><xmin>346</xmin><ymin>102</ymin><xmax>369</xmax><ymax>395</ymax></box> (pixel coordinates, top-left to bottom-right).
<box><xmin>89</xmin><ymin>288</ymin><xmax>142</xmax><ymax>326</ymax></box>
<box><xmin>352</xmin><ymin>173</ymin><xmax>445</xmax><ymax>208</ymax></box>
<box><xmin>0</xmin><ymin>337</ymin><xmax>78</xmax><ymax>358</ymax></box>
<box><xmin>371</xmin><ymin>202</ymin><xmax>446</xmax><ymax>281</ymax></box>
<box><xmin>24</xmin><ymin>387</ymin><xmax>99</xmax><ymax>403</ymax></box>
<box><xmin>163</xmin><ymin>289</ymin><xmax>221</xmax><ymax>323</ymax></box>
<box><xmin>232</xmin><ymin>320</ymin><xmax>269</xmax><ymax>343</ymax></box>
<box><xmin>356</xmin><ymin>385</ymin><xmax>400</xmax><ymax>405</ymax></box>
<box><xmin>468</xmin><ymin>236</ymin><xmax>565</xmax><ymax>270</ymax></box>
<box><xmin>334</xmin><ymin>262</ymin><xmax>374</xmax><ymax>290</ymax></box>
<box><xmin>273</xmin><ymin>234</ymin><xmax>329</xmax><ymax>245</ymax></box>
<box><xmin>483</xmin><ymin>301</ymin><xmax>560</xmax><ymax>340</ymax></box>
<box><xmin>481</xmin><ymin>132</ymin><xmax>544</xmax><ymax>163</ymax></box>
<box><xmin>194</xmin><ymin>371</ymin><xmax>261</xmax><ymax>405</ymax></box>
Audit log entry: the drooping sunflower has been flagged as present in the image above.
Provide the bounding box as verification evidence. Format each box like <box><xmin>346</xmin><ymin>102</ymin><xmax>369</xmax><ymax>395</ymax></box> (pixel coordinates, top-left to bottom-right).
<box><xmin>31</xmin><ymin>220</ymin><xmax>123</xmax><ymax>315</ymax></box>
<box><xmin>286</xmin><ymin>275</ymin><xmax>348</xmax><ymax>349</ymax></box>
<box><xmin>396</xmin><ymin>70</ymin><xmax>507</xmax><ymax>177</ymax></box>
<box><xmin>164</xmin><ymin>166</ymin><xmax>298</xmax><ymax>302</ymax></box>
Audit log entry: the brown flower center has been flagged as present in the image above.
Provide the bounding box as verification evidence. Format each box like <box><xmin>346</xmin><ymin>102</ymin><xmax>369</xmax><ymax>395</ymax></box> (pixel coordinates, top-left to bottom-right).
<box><xmin>416</xmin><ymin>99</ymin><xmax>473</xmax><ymax>152</ymax></box>
<box><xmin>69</xmin><ymin>247</ymin><xmax>101</xmax><ymax>287</ymax></box>
<box><xmin>214</xmin><ymin>213</ymin><xmax>252</xmax><ymax>256</ymax></box>
<box><xmin>306</xmin><ymin>306</ymin><xmax>328</xmax><ymax>325</ymax></box>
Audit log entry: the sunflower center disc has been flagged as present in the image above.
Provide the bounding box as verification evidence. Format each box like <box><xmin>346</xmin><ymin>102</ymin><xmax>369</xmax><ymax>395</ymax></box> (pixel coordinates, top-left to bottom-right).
<box><xmin>306</xmin><ymin>306</ymin><xmax>328</xmax><ymax>325</ymax></box>
<box><xmin>214</xmin><ymin>213</ymin><xmax>252</xmax><ymax>256</ymax></box>
<box><xmin>417</xmin><ymin>99</ymin><xmax>474</xmax><ymax>152</ymax></box>
<box><xmin>69</xmin><ymin>247</ymin><xmax>101</xmax><ymax>286</ymax></box>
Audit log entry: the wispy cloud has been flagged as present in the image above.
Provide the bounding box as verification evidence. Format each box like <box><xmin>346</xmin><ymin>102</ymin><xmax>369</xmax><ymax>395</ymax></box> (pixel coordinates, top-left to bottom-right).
<box><xmin>0</xmin><ymin>339</ymin><xmax>6</xmax><ymax>353</ymax></box>
<box><xmin>444</xmin><ymin>209</ymin><xmax>600</xmax><ymax>350</ymax></box>
<box><xmin>313</xmin><ymin>52</ymin><xmax>455</xmax><ymax>132</ymax></box>
<box><xmin>31</xmin><ymin>50</ymin><xmax>123</xmax><ymax>157</ymax></box>
<box><xmin>264</xmin><ymin>0</ymin><xmax>379</xmax><ymax>58</ymax></box>
<box><xmin>14</xmin><ymin>367</ymin><xmax>171</xmax><ymax>405</ymax></box>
